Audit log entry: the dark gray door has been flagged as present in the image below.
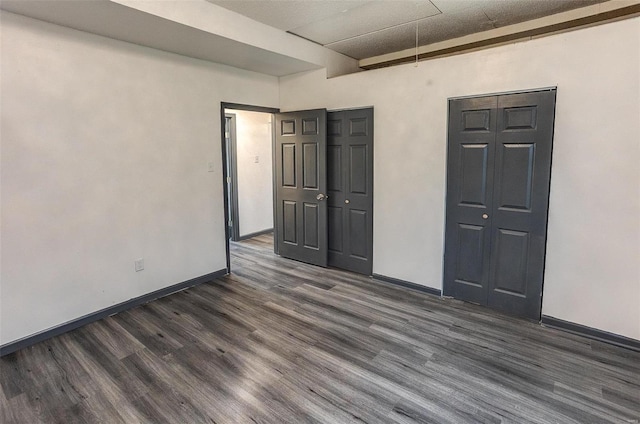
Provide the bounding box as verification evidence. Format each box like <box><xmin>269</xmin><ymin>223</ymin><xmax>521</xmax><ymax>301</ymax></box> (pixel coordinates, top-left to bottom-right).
<box><xmin>444</xmin><ymin>89</ymin><xmax>556</xmax><ymax>320</ymax></box>
<box><xmin>327</xmin><ymin>108</ymin><xmax>374</xmax><ymax>275</ymax></box>
<box><xmin>444</xmin><ymin>96</ymin><xmax>498</xmax><ymax>305</ymax></box>
<box><xmin>275</xmin><ymin>109</ymin><xmax>328</xmax><ymax>267</ymax></box>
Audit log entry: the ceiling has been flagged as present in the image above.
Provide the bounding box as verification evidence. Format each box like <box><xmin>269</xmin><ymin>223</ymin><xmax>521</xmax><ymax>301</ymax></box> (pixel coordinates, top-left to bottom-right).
<box><xmin>3</xmin><ymin>0</ymin><xmax>632</xmax><ymax>77</ymax></box>
<box><xmin>208</xmin><ymin>0</ymin><xmax>607</xmax><ymax>60</ymax></box>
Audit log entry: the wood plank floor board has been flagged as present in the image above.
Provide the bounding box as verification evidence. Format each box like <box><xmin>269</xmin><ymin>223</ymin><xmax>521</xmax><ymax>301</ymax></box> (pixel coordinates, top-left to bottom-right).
<box><xmin>42</xmin><ymin>334</ymin><xmax>102</xmax><ymax>402</ymax></box>
<box><xmin>275</xmin><ymin>371</ymin><xmax>373</xmax><ymax>424</ymax></box>
<box><xmin>329</xmin><ymin>283</ymin><xmax>449</xmax><ymax>322</ymax></box>
<box><xmin>0</xmin><ymin>380</ymin><xmax>16</xmax><ymax>424</ymax></box>
<box><xmin>5</xmin><ymin>342</ymin><xmax>101</xmax><ymax>422</ymax></box>
<box><xmin>293</xmin><ymin>350</ymin><xmax>403</xmax><ymax>413</ymax></box>
<box><xmin>70</xmin><ymin>328</ymin><xmax>150</xmax><ymax>402</ymax></box>
<box><xmin>128</xmin><ymin>387</ymin><xmax>198</xmax><ymax>424</ymax></box>
<box><xmin>603</xmin><ymin>385</ymin><xmax>640</xmax><ymax>411</ymax></box>
<box><xmin>112</xmin><ymin>310</ymin><xmax>184</xmax><ymax>358</ymax></box>
<box><xmin>126</xmin><ymin>347</ymin><xmax>243</xmax><ymax>423</ymax></box>
<box><xmin>59</xmin><ymin>339</ymin><xmax>151</xmax><ymax>423</ymax></box>
<box><xmin>54</xmin><ymin>401</ymin><xmax>102</xmax><ymax>424</ymax></box>
<box><xmin>429</xmin><ymin>350</ymin><xmax>627</xmax><ymax>424</ymax></box>
<box><xmin>388</xmin><ymin>396</ymin><xmax>494</xmax><ymax>424</ymax></box>
<box><xmin>157</xmin><ymin>293</ymin><xmax>254</xmax><ymax>349</ymax></box>
<box><xmin>7</xmin><ymin>392</ymin><xmax>56</xmax><ymax>424</ymax></box>
<box><xmin>553</xmin><ymin>382</ymin><xmax>640</xmax><ymax>423</ymax></box>
<box><xmin>124</xmin><ymin>304</ymin><xmax>204</xmax><ymax>349</ymax></box>
<box><xmin>2</xmin><ymin>233</ymin><xmax>639</xmax><ymax>423</ymax></box>
<box><xmin>420</xmin><ymin>360</ymin><xmax>575</xmax><ymax>424</ymax></box>
<box><xmin>280</xmin><ymin>366</ymin><xmax>397</xmax><ymax>424</ymax></box>
<box><xmin>85</xmin><ymin>318</ymin><xmax>147</xmax><ymax>360</ymax></box>
<box><xmin>297</xmin><ymin>282</ymin><xmax>401</xmax><ymax>327</ymax></box>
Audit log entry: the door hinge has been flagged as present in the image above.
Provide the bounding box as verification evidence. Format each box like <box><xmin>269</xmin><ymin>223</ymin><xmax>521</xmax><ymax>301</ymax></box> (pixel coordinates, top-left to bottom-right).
<box><xmin>227</xmin><ymin>177</ymin><xmax>232</xmax><ymax>183</ymax></box>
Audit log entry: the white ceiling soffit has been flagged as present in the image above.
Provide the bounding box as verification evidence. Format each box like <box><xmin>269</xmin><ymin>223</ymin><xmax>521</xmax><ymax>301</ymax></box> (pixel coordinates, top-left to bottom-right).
<box><xmin>210</xmin><ymin>0</ymin><xmax>615</xmax><ymax>60</ymax></box>
<box><xmin>0</xmin><ymin>0</ymin><xmax>359</xmax><ymax>77</ymax></box>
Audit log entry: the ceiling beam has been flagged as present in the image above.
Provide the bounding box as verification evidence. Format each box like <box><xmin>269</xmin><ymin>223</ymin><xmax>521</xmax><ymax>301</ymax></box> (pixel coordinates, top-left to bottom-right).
<box><xmin>359</xmin><ymin>0</ymin><xmax>640</xmax><ymax>70</ymax></box>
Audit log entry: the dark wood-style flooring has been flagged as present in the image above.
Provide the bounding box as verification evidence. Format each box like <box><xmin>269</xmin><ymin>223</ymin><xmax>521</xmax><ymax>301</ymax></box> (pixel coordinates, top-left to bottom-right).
<box><xmin>1</xmin><ymin>234</ymin><xmax>639</xmax><ymax>423</ymax></box>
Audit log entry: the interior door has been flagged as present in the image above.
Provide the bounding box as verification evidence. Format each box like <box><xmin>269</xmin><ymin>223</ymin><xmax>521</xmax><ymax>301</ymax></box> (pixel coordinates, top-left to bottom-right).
<box><xmin>327</xmin><ymin>108</ymin><xmax>374</xmax><ymax>275</ymax></box>
<box><xmin>274</xmin><ymin>109</ymin><xmax>328</xmax><ymax>267</ymax></box>
<box><xmin>444</xmin><ymin>89</ymin><xmax>556</xmax><ymax>320</ymax></box>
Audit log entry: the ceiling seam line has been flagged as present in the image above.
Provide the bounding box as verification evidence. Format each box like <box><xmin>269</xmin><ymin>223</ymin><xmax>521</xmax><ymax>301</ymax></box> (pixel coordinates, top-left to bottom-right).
<box><xmin>302</xmin><ymin>14</ymin><xmax>443</xmax><ymax>47</ymax></box>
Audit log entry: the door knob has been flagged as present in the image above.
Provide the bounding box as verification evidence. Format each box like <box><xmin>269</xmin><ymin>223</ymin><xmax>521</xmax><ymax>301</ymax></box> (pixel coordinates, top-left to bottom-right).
<box><xmin>317</xmin><ymin>193</ymin><xmax>327</xmax><ymax>201</ymax></box>
<box><xmin>345</xmin><ymin>199</ymin><xmax>350</xmax><ymax>204</ymax></box>
<box><xmin>482</xmin><ymin>213</ymin><xmax>489</xmax><ymax>219</ymax></box>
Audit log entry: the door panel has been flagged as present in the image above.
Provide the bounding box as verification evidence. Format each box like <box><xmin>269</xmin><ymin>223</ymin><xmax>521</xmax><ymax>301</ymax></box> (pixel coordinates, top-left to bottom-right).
<box><xmin>275</xmin><ymin>109</ymin><xmax>328</xmax><ymax>267</ymax></box>
<box><xmin>497</xmin><ymin>143</ymin><xmax>534</xmax><ymax>210</ymax></box>
<box><xmin>282</xmin><ymin>144</ymin><xmax>296</xmax><ymax>187</ymax></box>
<box><xmin>444</xmin><ymin>96</ymin><xmax>497</xmax><ymax>304</ymax></box>
<box><xmin>458</xmin><ymin>143</ymin><xmax>490</xmax><ymax>207</ymax></box>
<box><xmin>349</xmin><ymin>144</ymin><xmax>368</xmax><ymax>195</ymax></box>
<box><xmin>327</xmin><ymin>145</ymin><xmax>342</xmax><ymax>191</ymax></box>
<box><xmin>493</xmin><ymin>229</ymin><xmax>529</xmax><ymax>295</ymax></box>
<box><xmin>445</xmin><ymin>90</ymin><xmax>556</xmax><ymax>320</ymax></box>
<box><xmin>303</xmin><ymin>143</ymin><xmax>318</xmax><ymax>188</ymax></box>
<box><xmin>328</xmin><ymin>206</ymin><xmax>343</xmax><ymax>253</ymax></box>
<box><xmin>455</xmin><ymin>223</ymin><xmax>486</xmax><ymax>286</ymax></box>
<box><xmin>348</xmin><ymin>209</ymin><xmax>368</xmax><ymax>259</ymax></box>
<box><xmin>303</xmin><ymin>203</ymin><xmax>319</xmax><ymax>248</ymax></box>
<box><xmin>488</xmin><ymin>91</ymin><xmax>556</xmax><ymax>318</ymax></box>
<box><xmin>327</xmin><ymin>108</ymin><xmax>374</xmax><ymax>275</ymax></box>
<box><xmin>283</xmin><ymin>201</ymin><xmax>297</xmax><ymax>244</ymax></box>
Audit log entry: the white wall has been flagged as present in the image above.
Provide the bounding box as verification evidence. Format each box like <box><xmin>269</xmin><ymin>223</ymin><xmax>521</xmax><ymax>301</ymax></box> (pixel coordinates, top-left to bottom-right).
<box><xmin>280</xmin><ymin>18</ymin><xmax>640</xmax><ymax>340</ymax></box>
<box><xmin>228</xmin><ymin>109</ymin><xmax>274</xmax><ymax>237</ymax></box>
<box><xmin>0</xmin><ymin>12</ymin><xmax>279</xmax><ymax>345</ymax></box>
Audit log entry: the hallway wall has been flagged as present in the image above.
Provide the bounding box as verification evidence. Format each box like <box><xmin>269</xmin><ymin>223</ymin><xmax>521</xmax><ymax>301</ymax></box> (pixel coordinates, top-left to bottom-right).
<box><xmin>229</xmin><ymin>109</ymin><xmax>274</xmax><ymax>237</ymax></box>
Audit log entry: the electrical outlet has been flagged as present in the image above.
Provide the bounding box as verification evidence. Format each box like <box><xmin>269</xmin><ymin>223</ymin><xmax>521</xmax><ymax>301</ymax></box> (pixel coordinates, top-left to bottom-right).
<box><xmin>135</xmin><ymin>258</ymin><xmax>144</xmax><ymax>272</ymax></box>
<box><xmin>254</xmin><ymin>155</ymin><xmax>259</xmax><ymax>163</ymax></box>
<box><xmin>208</xmin><ymin>162</ymin><xmax>215</xmax><ymax>172</ymax></box>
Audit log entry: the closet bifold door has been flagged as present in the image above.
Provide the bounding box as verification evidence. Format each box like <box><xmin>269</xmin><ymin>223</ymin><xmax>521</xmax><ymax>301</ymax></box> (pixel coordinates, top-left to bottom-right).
<box><xmin>444</xmin><ymin>89</ymin><xmax>556</xmax><ymax>320</ymax></box>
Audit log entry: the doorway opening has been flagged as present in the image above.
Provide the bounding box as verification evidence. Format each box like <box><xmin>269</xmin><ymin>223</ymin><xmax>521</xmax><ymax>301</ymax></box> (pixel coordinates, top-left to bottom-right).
<box><xmin>221</xmin><ymin>103</ymin><xmax>374</xmax><ymax>276</ymax></box>
<box><xmin>220</xmin><ymin>103</ymin><xmax>279</xmax><ymax>272</ymax></box>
